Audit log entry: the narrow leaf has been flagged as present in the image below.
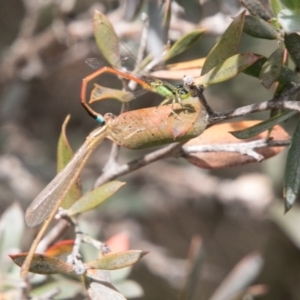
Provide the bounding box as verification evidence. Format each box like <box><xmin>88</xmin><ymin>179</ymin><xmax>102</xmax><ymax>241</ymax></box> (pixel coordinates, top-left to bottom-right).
<box><xmin>280</xmin><ymin>0</ymin><xmax>300</xmax><ymax>10</ymax></box>
<box><xmin>243</xmin><ymin>15</ymin><xmax>279</xmax><ymax>40</ymax></box>
<box><xmin>162</xmin><ymin>0</ymin><xmax>171</xmax><ymax>32</ymax></box>
<box><xmin>285</xmin><ymin>32</ymin><xmax>300</xmax><ymax>68</ymax></box>
<box><xmin>181</xmin><ymin>236</ymin><xmax>204</xmax><ymax>300</ymax></box>
<box><xmin>231</xmin><ymin>111</ymin><xmax>296</xmax><ymax>139</ymax></box>
<box><xmin>165</xmin><ymin>57</ymin><xmax>206</xmax><ymax>70</ymax></box>
<box><xmin>150</xmin><ymin>68</ymin><xmax>201</xmax><ymax>80</ymax></box>
<box><xmin>209</xmin><ymin>253</ymin><xmax>263</xmax><ymax>300</ymax></box>
<box><xmin>93</xmin><ymin>10</ymin><xmax>121</xmax><ymax>67</ymax></box>
<box><xmin>164</xmin><ymin>29</ymin><xmax>205</xmax><ymax>61</ymax></box>
<box><xmin>85</xmin><ymin>250</ymin><xmax>148</xmax><ymax>270</ymax></box>
<box><xmin>259</xmin><ymin>45</ymin><xmax>284</xmax><ymax>88</ymax></box>
<box><xmin>284</xmin><ymin>118</ymin><xmax>300</xmax><ymax>212</ymax></box>
<box><xmin>201</xmin><ymin>10</ymin><xmax>245</xmax><ymax>75</ymax></box>
<box><xmin>240</xmin><ymin>0</ymin><xmax>272</xmax><ymax>20</ymax></box>
<box><xmin>10</xmin><ymin>253</ymin><xmax>74</xmax><ymax>275</ymax></box>
<box><xmin>242</xmin><ymin>56</ymin><xmax>266</xmax><ymax>77</ymax></box>
<box><xmin>57</xmin><ymin>115</ymin><xmax>81</xmax><ymax>209</ymax></box>
<box><xmin>270</xmin><ymin>0</ymin><xmax>285</xmax><ymax>16</ymax></box>
<box><xmin>195</xmin><ymin>53</ymin><xmax>261</xmax><ymax>87</ymax></box>
<box><xmin>67</xmin><ymin>181</ymin><xmax>125</xmax><ymax>216</ymax></box>
<box><xmin>244</xmin><ymin>56</ymin><xmax>300</xmax><ymax>85</ymax></box>
<box><xmin>57</xmin><ymin>115</ymin><xmax>73</xmax><ymax>173</ymax></box>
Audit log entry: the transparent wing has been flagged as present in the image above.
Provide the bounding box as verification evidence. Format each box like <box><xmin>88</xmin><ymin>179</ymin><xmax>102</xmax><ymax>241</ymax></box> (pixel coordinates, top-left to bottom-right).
<box><xmin>85</xmin><ymin>58</ymin><xmax>105</xmax><ymax>70</ymax></box>
<box><xmin>25</xmin><ymin>141</ymin><xmax>92</xmax><ymax>227</ymax></box>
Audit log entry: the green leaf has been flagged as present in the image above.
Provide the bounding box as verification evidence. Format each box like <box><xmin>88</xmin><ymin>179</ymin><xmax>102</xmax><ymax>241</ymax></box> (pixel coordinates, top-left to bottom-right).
<box><xmin>243</xmin><ymin>15</ymin><xmax>279</xmax><ymax>39</ymax></box>
<box><xmin>259</xmin><ymin>45</ymin><xmax>284</xmax><ymax>88</ymax></box>
<box><xmin>285</xmin><ymin>32</ymin><xmax>300</xmax><ymax>68</ymax></box>
<box><xmin>85</xmin><ymin>250</ymin><xmax>148</xmax><ymax>270</ymax></box>
<box><xmin>93</xmin><ymin>10</ymin><xmax>121</xmax><ymax>67</ymax></box>
<box><xmin>114</xmin><ymin>280</ymin><xmax>143</xmax><ymax>299</ymax></box>
<box><xmin>0</xmin><ymin>203</ymin><xmax>24</xmax><ymax>274</ymax></box>
<box><xmin>57</xmin><ymin>115</ymin><xmax>73</xmax><ymax>173</ymax></box>
<box><xmin>31</xmin><ymin>279</ymin><xmax>82</xmax><ymax>299</ymax></box>
<box><xmin>231</xmin><ymin>111</ymin><xmax>296</xmax><ymax>139</ymax></box>
<box><xmin>243</xmin><ymin>56</ymin><xmax>300</xmax><ymax>86</ymax></box>
<box><xmin>162</xmin><ymin>0</ymin><xmax>171</xmax><ymax>34</ymax></box>
<box><xmin>270</xmin><ymin>0</ymin><xmax>285</xmax><ymax>16</ymax></box>
<box><xmin>0</xmin><ymin>203</ymin><xmax>24</xmax><ymax>252</ymax></box>
<box><xmin>284</xmin><ymin>118</ymin><xmax>300</xmax><ymax>212</ymax></box>
<box><xmin>164</xmin><ymin>29</ymin><xmax>205</xmax><ymax>61</ymax></box>
<box><xmin>280</xmin><ymin>0</ymin><xmax>300</xmax><ymax>11</ymax></box>
<box><xmin>278</xmin><ymin>8</ymin><xmax>300</xmax><ymax>33</ymax></box>
<box><xmin>57</xmin><ymin>115</ymin><xmax>81</xmax><ymax>209</ymax></box>
<box><xmin>201</xmin><ymin>10</ymin><xmax>246</xmax><ymax>75</ymax></box>
<box><xmin>90</xmin><ymin>84</ymin><xmax>136</xmax><ymax>103</ymax></box>
<box><xmin>10</xmin><ymin>253</ymin><xmax>74</xmax><ymax>275</ymax></box>
<box><xmin>240</xmin><ymin>0</ymin><xmax>272</xmax><ymax>20</ymax></box>
<box><xmin>243</xmin><ymin>56</ymin><xmax>267</xmax><ymax>77</ymax></box>
<box><xmin>67</xmin><ymin>181</ymin><xmax>125</xmax><ymax>216</ymax></box>
<box><xmin>195</xmin><ymin>53</ymin><xmax>261</xmax><ymax>87</ymax></box>
<box><xmin>88</xmin><ymin>281</ymin><xmax>127</xmax><ymax>300</ymax></box>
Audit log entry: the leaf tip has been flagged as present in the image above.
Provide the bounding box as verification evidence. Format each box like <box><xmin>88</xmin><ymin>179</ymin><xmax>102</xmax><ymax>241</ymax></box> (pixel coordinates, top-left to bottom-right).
<box><xmin>284</xmin><ymin>201</ymin><xmax>292</xmax><ymax>214</ymax></box>
<box><xmin>284</xmin><ymin>192</ymin><xmax>295</xmax><ymax>213</ymax></box>
<box><xmin>141</xmin><ymin>251</ymin><xmax>149</xmax><ymax>258</ymax></box>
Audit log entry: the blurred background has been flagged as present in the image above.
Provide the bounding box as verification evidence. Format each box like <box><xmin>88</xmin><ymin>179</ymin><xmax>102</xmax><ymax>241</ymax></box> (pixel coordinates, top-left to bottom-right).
<box><xmin>1</xmin><ymin>0</ymin><xmax>300</xmax><ymax>299</ymax></box>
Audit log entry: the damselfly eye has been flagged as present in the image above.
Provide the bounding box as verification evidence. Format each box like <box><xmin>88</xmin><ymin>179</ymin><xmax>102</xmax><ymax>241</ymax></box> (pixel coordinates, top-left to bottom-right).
<box><xmin>176</xmin><ymin>85</ymin><xmax>189</xmax><ymax>98</ymax></box>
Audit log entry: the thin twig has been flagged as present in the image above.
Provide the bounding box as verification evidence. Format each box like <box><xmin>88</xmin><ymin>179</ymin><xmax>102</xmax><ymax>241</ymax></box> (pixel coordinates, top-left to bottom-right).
<box><xmin>95</xmin><ymin>138</ymin><xmax>289</xmax><ymax>188</ymax></box>
<box><xmin>81</xmin><ymin>234</ymin><xmax>110</xmax><ymax>255</ymax></box>
<box><xmin>181</xmin><ymin>139</ymin><xmax>290</xmax><ymax>161</ymax></box>
<box><xmin>95</xmin><ymin>143</ymin><xmax>182</xmax><ymax>187</ymax></box>
<box><xmin>67</xmin><ymin>218</ymin><xmax>86</xmax><ymax>275</ymax></box>
<box><xmin>209</xmin><ymin>83</ymin><xmax>300</xmax><ymax>124</ymax></box>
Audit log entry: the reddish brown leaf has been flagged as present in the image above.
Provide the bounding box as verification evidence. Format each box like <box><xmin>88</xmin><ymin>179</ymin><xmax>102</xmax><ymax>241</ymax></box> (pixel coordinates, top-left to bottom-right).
<box><xmin>105</xmin><ymin>96</ymin><xmax>208</xmax><ymax>149</ymax></box>
<box><xmin>45</xmin><ymin>240</ymin><xmax>74</xmax><ymax>257</ymax></box>
<box><xmin>106</xmin><ymin>232</ymin><xmax>130</xmax><ymax>252</ymax></box>
<box><xmin>183</xmin><ymin>121</ymin><xmax>289</xmax><ymax>169</ymax></box>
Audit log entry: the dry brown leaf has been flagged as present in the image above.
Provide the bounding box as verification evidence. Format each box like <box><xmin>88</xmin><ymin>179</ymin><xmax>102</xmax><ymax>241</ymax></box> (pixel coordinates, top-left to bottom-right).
<box><xmin>183</xmin><ymin>121</ymin><xmax>289</xmax><ymax>169</ymax></box>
